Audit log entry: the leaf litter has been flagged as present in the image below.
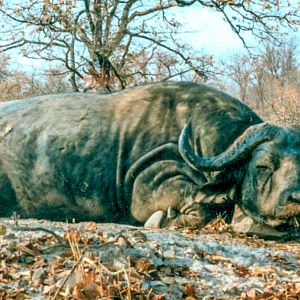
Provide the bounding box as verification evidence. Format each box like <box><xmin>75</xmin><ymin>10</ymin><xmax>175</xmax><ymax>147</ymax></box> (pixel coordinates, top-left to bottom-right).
<box><xmin>0</xmin><ymin>217</ymin><xmax>298</xmax><ymax>300</ymax></box>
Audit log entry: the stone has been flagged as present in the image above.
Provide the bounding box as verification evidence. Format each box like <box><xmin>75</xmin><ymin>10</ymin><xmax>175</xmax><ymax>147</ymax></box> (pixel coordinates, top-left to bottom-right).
<box><xmin>32</xmin><ymin>268</ymin><xmax>46</xmax><ymax>282</ymax></box>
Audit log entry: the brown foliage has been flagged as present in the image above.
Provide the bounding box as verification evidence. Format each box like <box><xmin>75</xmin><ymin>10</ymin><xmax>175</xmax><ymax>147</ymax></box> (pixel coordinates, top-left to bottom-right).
<box><xmin>223</xmin><ymin>41</ymin><xmax>300</xmax><ymax>125</ymax></box>
<box><xmin>0</xmin><ymin>54</ymin><xmax>71</xmax><ymax>101</ymax></box>
<box><xmin>257</xmin><ymin>79</ymin><xmax>300</xmax><ymax>125</ymax></box>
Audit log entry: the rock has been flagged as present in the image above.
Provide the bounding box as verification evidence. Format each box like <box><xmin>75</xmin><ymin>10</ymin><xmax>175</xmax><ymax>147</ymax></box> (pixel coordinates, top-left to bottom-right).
<box><xmin>147</xmin><ymin>281</ymin><xmax>167</xmax><ymax>295</ymax></box>
<box><xmin>151</xmin><ymin>255</ymin><xmax>164</xmax><ymax>266</ymax></box>
<box><xmin>161</xmin><ymin>276</ymin><xmax>175</xmax><ymax>285</ymax></box>
<box><xmin>131</xmin><ymin>230</ymin><xmax>147</xmax><ymax>242</ymax></box>
<box><xmin>231</xmin><ymin>205</ymin><xmax>254</xmax><ymax>233</ymax></box>
<box><xmin>32</xmin><ymin>268</ymin><xmax>46</xmax><ymax>282</ymax></box>
<box><xmin>163</xmin><ymin>249</ymin><xmax>176</xmax><ymax>259</ymax></box>
<box><xmin>83</xmin><ymin>283</ymin><xmax>102</xmax><ymax>298</ymax></box>
<box><xmin>98</xmin><ymin>244</ymin><xmax>128</xmax><ymax>270</ymax></box>
<box><xmin>0</xmin><ymin>218</ymin><xmax>298</xmax><ymax>299</ymax></box>
<box><xmin>175</xmin><ymin>277</ymin><xmax>189</xmax><ymax>285</ymax></box>
<box><xmin>55</xmin><ymin>273</ymin><xmax>77</xmax><ymax>289</ymax></box>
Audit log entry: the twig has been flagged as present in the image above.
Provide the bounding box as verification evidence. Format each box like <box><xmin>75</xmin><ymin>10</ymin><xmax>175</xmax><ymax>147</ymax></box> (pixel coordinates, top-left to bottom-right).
<box><xmin>11</xmin><ymin>225</ymin><xmax>66</xmax><ymax>244</ymax></box>
<box><xmin>83</xmin><ymin>256</ymin><xmax>135</xmax><ymax>277</ymax></box>
<box><xmin>42</xmin><ymin>233</ymin><xmax>131</xmax><ymax>253</ymax></box>
<box><xmin>41</xmin><ymin>243</ymin><xmax>70</xmax><ymax>253</ymax></box>
<box><xmin>51</xmin><ymin>247</ymin><xmax>87</xmax><ymax>300</ymax></box>
<box><xmin>124</xmin><ymin>265</ymin><xmax>132</xmax><ymax>300</ymax></box>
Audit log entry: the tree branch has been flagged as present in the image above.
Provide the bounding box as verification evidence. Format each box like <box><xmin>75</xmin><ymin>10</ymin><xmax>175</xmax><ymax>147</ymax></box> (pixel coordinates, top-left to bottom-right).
<box><xmin>129</xmin><ymin>31</ymin><xmax>207</xmax><ymax>79</ymax></box>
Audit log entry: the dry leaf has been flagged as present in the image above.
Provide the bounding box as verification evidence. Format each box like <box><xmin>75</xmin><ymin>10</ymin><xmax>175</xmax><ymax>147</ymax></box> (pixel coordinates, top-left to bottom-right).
<box><xmin>83</xmin><ymin>271</ymin><xmax>96</xmax><ymax>285</ymax></box>
<box><xmin>81</xmin><ymin>235</ymin><xmax>90</xmax><ymax>245</ymax></box>
<box><xmin>185</xmin><ymin>284</ymin><xmax>195</xmax><ymax>296</ymax></box>
<box><xmin>250</xmin><ymin>266</ymin><xmax>276</xmax><ymax>277</ymax></box>
<box><xmin>184</xmin><ymin>283</ymin><xmax>198</xmax><ymax>299</ymax></box>
<box><xmin>0</xmin><ymin>224</ymin><xmax>7</xmax><ymax>235</ymax></box>
<box><xmin>235</xmin><ymin>266</ymin><xmax>249</xmax><ymax>277</ymax></box>
<box><xmin>205</xmin><ymin>253</ymin><xmax>234</xmax><ymax>264</ymax></box>
<box><xmin>246</xmin><ymin>288</ymin><xmax>257</xmax><ymax>300</ymax></box>
<box><xmin>64</xmin><ymin>229</ymin><xmax>81</xmax><ymax>243</ymax></box>
<box><xmin>42</xmin><ymin>285</ymin><xmax>52</xmax><ymax>295</ymax></box>
<box><xmin>85</xmin><ymin>222</ymin><xmax>96</xmax><ymax>231</ymax></box>
<box><xmin>135</xmin><ymin>259</ymin><xmax>156</xmax><ymax>273</ymax></box>
<box><xmin>83</xmin><ymin>283</ymin><xmax>102</xmax><ymax>298</ymax></box>
<box><xmin>72</xmin><ymin>282</ymin><xmax>88</xmax><ymax>300</ymax></box>
<box><xmin>15</xmin><ymin>244</ymin><xmax>36</xmax><ymax>256</ymax></box>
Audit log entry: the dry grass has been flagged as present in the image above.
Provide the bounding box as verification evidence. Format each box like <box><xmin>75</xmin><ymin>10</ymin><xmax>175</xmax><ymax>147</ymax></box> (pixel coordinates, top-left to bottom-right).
<box><xmin>50</xmin><ymin>224</ymin><xmax>154</xmax><ymax>300</ymax></box>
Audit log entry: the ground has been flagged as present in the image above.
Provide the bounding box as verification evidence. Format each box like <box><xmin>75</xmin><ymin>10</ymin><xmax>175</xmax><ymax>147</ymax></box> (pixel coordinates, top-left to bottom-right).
<box><xmin>0</xmin><ymin>217</ymin><xmax>299</xmax><ymax>300</ymax></box>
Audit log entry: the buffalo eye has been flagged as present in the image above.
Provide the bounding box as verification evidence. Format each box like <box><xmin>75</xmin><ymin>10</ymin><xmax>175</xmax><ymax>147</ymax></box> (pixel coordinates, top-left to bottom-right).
<box><xmin>255</xmin><ymin>165</ymin><xmax>273</xmax><ymax>189</ymax></box>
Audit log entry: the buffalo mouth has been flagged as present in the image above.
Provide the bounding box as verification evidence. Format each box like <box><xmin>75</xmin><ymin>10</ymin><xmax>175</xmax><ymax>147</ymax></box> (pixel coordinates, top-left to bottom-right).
<box><xmin>255</xmin><ymin>210</ymin><xmax>300</xmax><ymax>240</ymax></box>
<box><xmin>255</xmin><ymin>206</ymin><xmax>300</xmax><ymax>229</ymax></box>
<box><xmin>232</xmin><ymin>205</ymin><xmax>299</xmax><ymax>240</ymax></box>
<box><xmin>242</xmin><ymin>204</ymin><xmax>300</xmax><ymax>229</ymax></box>
<box><xmin>274</xmin><ymin>199</ymin><xmax>300</xmax><ymax>221</ymax></box>
<box><xmin>273</xmin><ymin>203</ymin><xmax>300</xmax><ymax>227</ymax></box>
<box><xmin>273</xmin><ymin>217</ymin><xmax>300</xmax><ymax>239</ymax></box>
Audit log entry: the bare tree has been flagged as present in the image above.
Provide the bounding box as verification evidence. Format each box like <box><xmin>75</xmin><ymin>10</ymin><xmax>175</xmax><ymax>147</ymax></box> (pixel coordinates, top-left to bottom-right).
<box><xmin>1</xmin><ymin>1</ymin><xmax>298</xmax><ymax>93</ymax></box>
<box><xmin>176</xmin><ymin>0</ymin><xmax>300</xmax><ymax>49</ymax></box>
<box><xmin>259</xmin><ymin>42</ymin><xmax>298</xmax><ymax>85</ymax></box>
<box><xmin>224</xmin><ymin>40</ymin><xmax>300</xmax><ymax>125</ymax></box>
<box><xmin>0</xmin><ymin>53</ymin><xmax>31</xmax><ymax>101</ymax></box>
<box><xmin>0</xmin><ymin>54</ymin><xmax>10</xmax><ymax>81</ymax></box>
<box><xmin>253</xmin><ymin>41</ymin><xmax>300</xmax><ymax>124</ymax></box>
<box><xmin>0</xmin><ymin>0</ymin><xmax>214</xmax><ymax>92</ymax></box>
<box><xmin>24</xmin><ymin>68</ymin><xmax>72</xmax><ymax>96</ymax></box>
<box><xmin>0</xmin><ymin>53</ymin><xmax>71</xmax><ymax>100</ymax></box>
<box><xmin>226</xmin><ymin>54</ymin><xmax>252</xmax><ymax>103</ymax></box>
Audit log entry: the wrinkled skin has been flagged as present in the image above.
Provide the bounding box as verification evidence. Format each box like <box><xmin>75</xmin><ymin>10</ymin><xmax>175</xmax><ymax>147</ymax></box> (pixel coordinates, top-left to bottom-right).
<box><xmin>0</xmin><ymin>81</ymin><xmax>299</xmax><ymax>238</ymax></box>
<box><xmin>177</xmin><ymin>121</ymin><xmax>300</xmax><ymax>238</ymax></box>
<box><xmin>236</xmin><ymin>127</ymin><xmax>300</xmax><ymax>228</ymax></box>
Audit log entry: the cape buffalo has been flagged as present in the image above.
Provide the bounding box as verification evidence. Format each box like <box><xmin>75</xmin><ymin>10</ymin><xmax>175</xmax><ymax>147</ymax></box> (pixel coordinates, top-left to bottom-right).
<box><xmin>0</xmin><ymin>81</ymin><xmax>299</xmax><ymax>237</ymax></box>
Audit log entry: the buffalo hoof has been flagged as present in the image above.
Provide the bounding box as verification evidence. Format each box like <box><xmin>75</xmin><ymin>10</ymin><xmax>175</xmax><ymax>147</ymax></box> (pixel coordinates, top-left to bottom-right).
<box><xmin>144</xmin><ymin>210</ymin><xmax>167</xmax><ymax>229</ymax></box>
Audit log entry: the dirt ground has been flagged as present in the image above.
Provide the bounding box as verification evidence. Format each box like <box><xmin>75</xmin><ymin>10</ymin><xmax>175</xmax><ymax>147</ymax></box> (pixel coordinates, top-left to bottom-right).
<box><xmin>0</xmin><ymin>217</ymin><xmax>299</xmax><ymax>300</ymax></box>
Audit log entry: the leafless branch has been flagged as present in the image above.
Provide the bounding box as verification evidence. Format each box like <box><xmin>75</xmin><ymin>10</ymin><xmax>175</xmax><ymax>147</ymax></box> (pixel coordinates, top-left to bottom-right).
<box><xmin>129</xmin><ymin>31</ymin><xmax>207</xmax><ymax>79</ymax></box>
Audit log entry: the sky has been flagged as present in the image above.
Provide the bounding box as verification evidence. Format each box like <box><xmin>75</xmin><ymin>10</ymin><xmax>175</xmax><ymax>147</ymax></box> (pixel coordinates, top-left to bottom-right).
<box><xmin>175</xmin><ymin>4</ymin><xmax>300</xmax><ymax>59</ymax></box>
<box><xmin>175</xmin><ymin>7</ymin><xmax>245</xmax><ymax>57</ymax></box>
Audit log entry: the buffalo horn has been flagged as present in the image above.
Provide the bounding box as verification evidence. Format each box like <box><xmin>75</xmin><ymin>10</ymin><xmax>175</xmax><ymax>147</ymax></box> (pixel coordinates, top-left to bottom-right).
<box><xmin>178</xmin><ymin>122</ymin><xmax>278</xmax><ymax>171</ymax></box>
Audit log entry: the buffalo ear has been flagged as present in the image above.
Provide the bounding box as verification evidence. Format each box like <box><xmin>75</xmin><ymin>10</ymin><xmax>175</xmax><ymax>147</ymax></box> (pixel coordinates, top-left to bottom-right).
<box><xmin>197</xmin><ymin>169</ymin><xmax>240</xmax><ymax>223</ymax></box>
<box><xmin>201</xmin><ymin>168</ymin><xmax>240</xmax><ymax>193</ymax></box>
<box><xmin>232</xmin><ymin>167</ymin><xmax>246</xmax><ymax>185</ymax></box>
<box><xmin>200</xmin><ymin>167</ymin><xmax>245</xmax><ymax>204</ymax></box>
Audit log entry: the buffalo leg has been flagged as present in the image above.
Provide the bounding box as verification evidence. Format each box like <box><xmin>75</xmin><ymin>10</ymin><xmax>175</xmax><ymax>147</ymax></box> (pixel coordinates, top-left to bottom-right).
<box><xmin>0</xmin><ymin>171</ymin><xmax>19</xmax><ymax>217</ymax></box>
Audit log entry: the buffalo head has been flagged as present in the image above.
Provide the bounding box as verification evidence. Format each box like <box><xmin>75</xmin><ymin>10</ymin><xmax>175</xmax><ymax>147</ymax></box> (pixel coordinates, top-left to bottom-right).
<box><xmin>179</xmin><ymin>122</ymin><xmax>300</xmax><ymax>231</ymax></box>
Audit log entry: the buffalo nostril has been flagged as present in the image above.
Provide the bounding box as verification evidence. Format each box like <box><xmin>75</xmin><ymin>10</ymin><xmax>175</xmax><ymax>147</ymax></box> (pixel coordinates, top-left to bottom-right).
<box><xmin>290</xmin><ymin>192</ymin><xmax>300</xmax><ymax>204</ymax></box>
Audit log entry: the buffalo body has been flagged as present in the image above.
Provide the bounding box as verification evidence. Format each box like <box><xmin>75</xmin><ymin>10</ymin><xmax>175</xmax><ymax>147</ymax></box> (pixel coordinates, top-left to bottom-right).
<box><xmin>0</xmin><ymin>82</ymin><xmax>299</xmax><ymax>234</ymax></box>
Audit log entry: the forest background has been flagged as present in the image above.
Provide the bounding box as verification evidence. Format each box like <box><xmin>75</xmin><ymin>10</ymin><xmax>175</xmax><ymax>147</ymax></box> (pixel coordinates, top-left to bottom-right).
<box><xmin>0</xmin><ymin>0</ymin><xmax>299</xmax><ymax>125</ymax></box>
